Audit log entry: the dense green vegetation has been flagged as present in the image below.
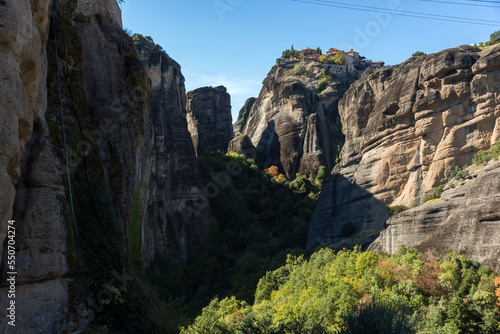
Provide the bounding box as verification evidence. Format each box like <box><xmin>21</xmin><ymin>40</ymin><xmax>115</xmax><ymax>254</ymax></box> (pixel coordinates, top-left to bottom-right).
<box><xmin>182</xmin><ymin>246</ymin><xmax>500</xmax><ymax>333</ymax></box>
<box><xmin>143</xmin><ymin>152</ymin><xmax>329</xmax><ymax>331</ymax></box>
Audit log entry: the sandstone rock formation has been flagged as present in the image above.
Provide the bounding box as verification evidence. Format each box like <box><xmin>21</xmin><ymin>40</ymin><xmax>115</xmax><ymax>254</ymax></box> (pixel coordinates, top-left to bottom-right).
<box><xmin>239</xmin><ymin>61</ymin><xmax>352</xmax><ymax>178</ymax></box>
<box><xmin>186</xmin><ymin>86</ymin><xmax>233</xmax><ymax>155</ymax></box>
<box><xmin>227</xmin><ymin>134</ymin><xmax>257</xmax><ymax>160</ymax></box>
<box><xmin>0</xmin><ymin>1</ymin><xmax>209</xmax><ymax>332</ymax></box>
<box><xmin>369</xmin><ymin>160</ymin><xmax>500</xmax><ymax>272</ymax></box>
<box><xmin>308</xmin><ymin>45</ymin><xmax>500</xmax><ymax>250</ymax></box>
<box><xmin>134</xmin><ymin>35</ymin><xmax>209</xmax><ymax>264</ymax></box>
<box><xmin>0</xmin><ymin>0</ymin><xmax>51</xmax><ymax>266</ymax></box>
<box><xmin>233</xmin><ymin>97</ymin><xmax>257</xmax><ymax>135</ymax></box>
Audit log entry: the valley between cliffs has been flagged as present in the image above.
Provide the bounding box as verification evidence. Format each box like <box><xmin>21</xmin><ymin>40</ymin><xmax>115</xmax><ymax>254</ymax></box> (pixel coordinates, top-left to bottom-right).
<box><xmin>1</xmin><ymin>0</ymin><xmax>500</xmax><ymax>332</ymax></box>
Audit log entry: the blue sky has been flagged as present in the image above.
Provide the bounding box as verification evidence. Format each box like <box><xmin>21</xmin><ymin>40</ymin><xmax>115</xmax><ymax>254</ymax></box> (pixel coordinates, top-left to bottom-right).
<box><xmin>122</xmin><ymin>0</ymin><xmax>500</xmax><ymax>121</ymax></box>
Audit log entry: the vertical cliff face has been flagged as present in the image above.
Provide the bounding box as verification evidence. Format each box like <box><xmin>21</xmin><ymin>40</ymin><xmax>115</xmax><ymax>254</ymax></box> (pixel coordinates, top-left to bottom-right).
<box><xmin>308</xmin><ymin>45</ymin><xmax>500</xmax><ymax>250</ymax></box>
<box><xmin>0</xmin><ymin>1</ymin><xmax>209</xmax><ymax>332</ymax></box>
<box><xmin>134</xmin><ymin>35</ymin><xmax>209</xmax><ymax>264</ymax></box>
<box><xmin>239</xmin><ymin>62</ymin><xmax>352</xmax><ymax>178</ymax></box>
<box><xmin>234</xmin><ymin>97</ymin><xmax>257</xmax><ymax>135</ymax></box>
<box><xmin>0</xmin><ymin>0</ymin><xmax>51</xmax><ymax>265</ymax></box>
<box><xmin>186</xmin><ymin>85</ymin><xmax>233</xmax><ymax>155</ymax></box>
<box><xmin>0</xmin><ymin>0</ymin><xmax>152</xmax><ymax>331</ymax></box>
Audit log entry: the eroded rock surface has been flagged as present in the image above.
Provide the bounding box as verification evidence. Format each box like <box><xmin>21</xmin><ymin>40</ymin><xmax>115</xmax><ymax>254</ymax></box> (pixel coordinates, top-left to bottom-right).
<box><xmin>186</xmin><ymin>86</ymin><xmax>233</xmax><ymax>155</ymax></box>
<box><xmin>135</xmin><ymin>35</ymin><xmax>210</xmax><ymax>264</ymax></box>
<box><xmin>369</xmin><ymin>160</ymin><xmax>500</xmax><ymax>272</ymax></box>
<box><xmin>0</xmin><ymin>1</ymin><xmax>209</xmax><ymax>332</ymax></box>
<box><xmin>308</xmin><ymin>45</ymin><xmax>500</xmax><ymax>249</ymax></box>
<box><xmin>240</xmin><ymin>61</ymin><xmax>352</xmax><ymax>177</ymax></box>
<box><xmin>227</xmin><ymin>134</ymin><xmax>257</xmax><ymax>160</ymax></box>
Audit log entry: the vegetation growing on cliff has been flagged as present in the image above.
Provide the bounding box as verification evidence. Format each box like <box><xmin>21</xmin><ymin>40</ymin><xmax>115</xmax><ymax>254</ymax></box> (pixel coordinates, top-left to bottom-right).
<box><xmin>473</xmin><ymin>137</ymin><xmax>500</xmax><ymax>165</ymax></box>
<box><xmin>182</xmin><ymin>246</ymin><xmax>500</xmax><ymax>333</ymax></box>
<box><xmin>144</xmin><ymin>152</ymin><xmax>332</xmax><ymax>330</ymax></box>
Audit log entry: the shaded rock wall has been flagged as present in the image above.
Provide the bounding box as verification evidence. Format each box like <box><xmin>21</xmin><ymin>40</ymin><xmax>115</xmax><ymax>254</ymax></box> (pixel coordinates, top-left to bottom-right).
<box><xmin>134</xmin><ymin>36</ymin><xmax>210</xmax><ymax>264</ymax></box>
<box><xmin>240</xmin><ymin>62</ymin><xmax>351</xmax><ymax>178</ymax></box>
<box><xmin>233</xmin><ymin>97</ymin><xmax>257</xmax><ymax>135</ymax></box>
<box><xmin>0</xmin><ymin>1</ymin><xmax>209</xmax><ymax>332</ymax></box>
<box><xmin>0</xmin><ymin>0</ymin><xmax>51</xmax><ymax>265</ymax></box>
<box><xmin>186</xmin><ymin>85</ymin><xmax>233</xmax><ymax>155</ymax></box>
<box><xmin>308</xmin><ymin>45</ymin><xmax>500</xmax><ymax>249</ymax></box>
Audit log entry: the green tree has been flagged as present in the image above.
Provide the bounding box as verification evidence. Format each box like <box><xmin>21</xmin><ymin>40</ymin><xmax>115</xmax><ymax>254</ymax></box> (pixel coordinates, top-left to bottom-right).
<box><xmin>412</xmin><ymin>51</ymin><xmax>426</xmax><ymax>57</ymax></box>
<box><xmin>315</xmin><ymin>166</ymin><xmax>330</xmax><ymax>185</ymax></box>
<box><xmin>316</xmin><ymin>46</ymin><xmax>322</xmax><ymax>55</ymax></box>
<box><xmin>282</xmin><ymin>49</ymin><xmax>293</xmax><ymax>59</ymax></box>
<box><xmin>487</xmin><ymin>31</ymin><xmax>500</xmax><ymax>46</ymax></box>
<box><xmin>333</xmin><ymin>53</ymin><xmax>346</xmax><ymax>64</ymax></box>
<box><xmin>318</xmin><ymin>55</ymin><xmax>329</xmax><ymax>64</ymax></box>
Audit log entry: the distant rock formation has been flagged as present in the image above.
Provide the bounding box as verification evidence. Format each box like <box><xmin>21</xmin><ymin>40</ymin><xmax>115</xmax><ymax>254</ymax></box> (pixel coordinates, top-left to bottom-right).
<box><xmin>227</xmin><ymin>134</ymin><xmax>257</xmax><ymax>160</ymax></box>
<box><xmin>369</xmin><ymin>160</ymin><xmax>500</xmax><ymax>272</ymax></box>
<box><xmin>239</xmin><ymin>61</ymin><xmax>354</xmax><ymax>178</ymax></box>
<box><xmin>233</xmin><ymin>97</ymin><xmax>257</xmax><ymax>135</ymax></box>
<box><xmin>186</xmin><ymin>86</ymin><xmax>233</xmax><ymax>155</ymax></box>
<box><xmin>308</xmin><ymin>45</ymin><xmax>500</xmax><ymax>250</ymax></box>
<box><xmin>135</xmin><ymin>35</ymin><xmax>210</xmax><ymax>264</ymax></box>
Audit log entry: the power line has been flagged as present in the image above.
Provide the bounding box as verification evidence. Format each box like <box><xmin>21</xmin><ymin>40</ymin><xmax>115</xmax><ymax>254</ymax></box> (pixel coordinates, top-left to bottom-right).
<box><xmin>420</xmin><ymin>0</ymin><xmax>500</xmax><ymax>8</ymax></box>
<box><xmin>291</xmin><ymin>0</ymin><xmax>500</xmax><ymax>26</ymax></box>
<box><xmin>463</xmin><ymin>0</ymin><xmax>500</xmax><ymax>4</ymax></box>
<box><xmin>297</xmin><ymin>0</ymin><xmax>499</xmax><ymax>24</ymax></box>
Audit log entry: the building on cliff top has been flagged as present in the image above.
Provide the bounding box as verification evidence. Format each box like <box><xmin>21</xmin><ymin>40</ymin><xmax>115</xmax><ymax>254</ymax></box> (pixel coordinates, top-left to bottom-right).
<box><xmin>283</xmin><ymin>47</ymin><xmax>384</xmax><ymax>74</ymax></box>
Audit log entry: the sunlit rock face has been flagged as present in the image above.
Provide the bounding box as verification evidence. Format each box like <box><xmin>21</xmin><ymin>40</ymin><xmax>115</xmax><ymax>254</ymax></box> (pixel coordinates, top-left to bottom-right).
<box><xmin>239</xmin><ymin>62</ymin><xmax>353</xmax><ymax>178</ymax></box>
<box><xmin>308</xmin><ymin>45</ymin><xmax>500</xmax><ymax>250</ymax></box>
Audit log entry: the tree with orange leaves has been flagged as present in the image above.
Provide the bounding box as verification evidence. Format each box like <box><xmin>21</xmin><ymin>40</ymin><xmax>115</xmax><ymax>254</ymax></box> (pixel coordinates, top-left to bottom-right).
<box><xmin>265</xmin><ymin>166</ymin><xmax>279</xmax><ymax>177</ymax></box>
<box><xmin>276</xmin><ymin>174</ymin><xmax>286</xmax><ymax>183</ymax></box>
<box><xmin>495</xmin><ymin>277</ymin><xmax>500</xmax><ymax>307</ymax></box>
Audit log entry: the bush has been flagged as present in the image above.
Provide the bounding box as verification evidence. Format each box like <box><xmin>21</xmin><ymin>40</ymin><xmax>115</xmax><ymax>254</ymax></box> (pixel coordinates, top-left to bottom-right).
<box><xmin>486</xmin><ymin>30</ymin><xmax>500</xmax><ymax>46</ymax></box>
<box><xmin>286</xmin><ymin>65</ymin><xmax>306</xmax><ymax>76</ymax></box>
<box><xmin>420</xmin><ymin>185</ymin><xmax>445</xmax><ymax>204</ymax></box>
<box><xmin>473</xmin><ymin>137</ymin><xmax>500</xmax><ymax>165</ymax></box>
<box><xmin>332</xmin><ymin>53</ymin><xmax>346</xmax><ymax>64</ymax></box>
<box><xmin>412</xmin><ymin>51</ymin><xmax>426</xmax><ymax>57</ymax></box>
<box><xmin>341</xmin><ymin>222</ymin><xmax>357</xmax><ymax>238</ymax></box>
<box><xmin>316</xmin><ymin>69</ymin><xmax>332</xmax><ymax>92</ymax></box>
<box><xmin>389</xmin><ymin>205</ymin><xmax>408</xmax><ymax>216</ymax></box>
<box><xmin>448</xmin><ymin>165</ymin><xmax>468</xmax><ymax>181</ymax></box>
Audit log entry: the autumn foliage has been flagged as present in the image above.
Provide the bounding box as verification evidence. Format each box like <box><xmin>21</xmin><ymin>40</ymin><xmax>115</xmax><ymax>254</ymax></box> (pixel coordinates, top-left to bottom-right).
<box><xmin>265</xmin><ymin>165</ymin><xmax>279</xmax><ymax>177</ymax></box>
<box><xmin>276</xmin><ymin>174</ymin><xmax>286</xmax><ymax>183</ymax></box>
<box><xmin>495</xmin><ymin>277</ymin><xmax>500</xmax><ymax>307</ymax></box>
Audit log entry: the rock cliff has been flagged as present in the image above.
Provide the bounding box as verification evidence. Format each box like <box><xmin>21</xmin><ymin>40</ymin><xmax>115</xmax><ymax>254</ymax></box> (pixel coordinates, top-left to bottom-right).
<box><xmin>369</xmin><ymin>159</ymin><xmax>500</xmax><ymax>272</ymax></box>
<box><xmin>186</xmin><ymin>85</ymin><xmax>233</xmax><ymax>155</ymax></box>
<box><xmin>308</xmin><ymin>45</ymin><xmax>500</xmax><ymax>250</ymax></box>
<box><xmin>134</xmin><ymin>35</ymin><xmax>209</xmax><ymax>264</ymax></box>
<box><xmin>233</xmin><ymin>97</ymin><xmax>257</xmax><ymax>135</ymax></box>
<box><xmin>0</xmin><ymin>1</ymin><xmax>208</xmax><ymax>332</ymax></box>
<box><xmin>239</xmin><ymin>61</ymin><xmax>353</xmax><ymax>178</ymax></box>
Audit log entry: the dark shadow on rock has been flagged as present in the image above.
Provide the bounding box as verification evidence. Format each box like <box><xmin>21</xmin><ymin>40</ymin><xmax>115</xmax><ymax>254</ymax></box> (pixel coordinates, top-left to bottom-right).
<box><xmin>256</xmin><ymin>120</ymin><xmax>283</xmax><ymax>172</ymax></box>
<box><xmin>307</xmin><ymin>173</ymin><xmax>389</xmax><ymax>250</ymax></box>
